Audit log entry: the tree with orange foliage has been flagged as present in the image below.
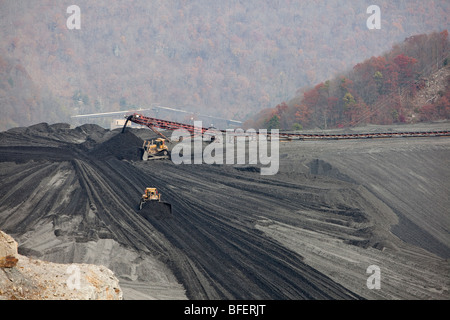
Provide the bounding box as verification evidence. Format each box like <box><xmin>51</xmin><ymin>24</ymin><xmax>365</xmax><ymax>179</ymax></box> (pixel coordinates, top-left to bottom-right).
<box><xmin>294</xmin><ymin>103</ymin><xmax>312</xmax><ymax>127</ymax></box>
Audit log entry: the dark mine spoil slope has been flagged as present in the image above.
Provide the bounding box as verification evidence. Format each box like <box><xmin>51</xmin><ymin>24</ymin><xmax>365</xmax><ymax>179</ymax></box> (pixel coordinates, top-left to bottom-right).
<box><xmin>0</xmin><ymin>123</ymin><xmax>362</xmax><ymax>299</ymax></box>
<box><xmin>1</xmin><ymin>123</ymin><xmax>449</xmax><ymax>300</ymax></box>
<box><xmin>89</xmin><ymin>131</ymin><xmax>144</xmax><ymax>161</ymax></box>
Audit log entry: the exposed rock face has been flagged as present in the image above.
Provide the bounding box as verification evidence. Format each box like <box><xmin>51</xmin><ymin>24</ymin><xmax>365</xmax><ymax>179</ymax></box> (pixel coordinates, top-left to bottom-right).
<box><xmin>0</xmin><ymin>231</ymin><xmax>18</xmax><ymax>268</ymax></box>
<box><xmin>0</xmin><ymin>230</ymin><xmax>122</xmax><ymax>300</ymax></box>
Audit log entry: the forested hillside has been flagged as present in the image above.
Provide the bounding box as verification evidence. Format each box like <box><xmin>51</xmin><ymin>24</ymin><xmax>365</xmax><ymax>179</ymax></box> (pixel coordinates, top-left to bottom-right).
<box><xmin>247</xmin><ymin>31</ymin><xmax>450</xmax><ymax>130</ymax></box>
<box><xmin>0</xmin><ymin>0</ymin><xmax>449</xmax><ymax>130</ymax></box>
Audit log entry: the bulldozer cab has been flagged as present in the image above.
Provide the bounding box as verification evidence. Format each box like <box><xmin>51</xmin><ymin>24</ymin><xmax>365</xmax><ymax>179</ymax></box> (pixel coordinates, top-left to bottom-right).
<box><xmin>142</xmin><ymin>138</ymin><xmax>170</xmax><ymax>160</ymax></box>
<box><xmin>142</xmin><ymin>187</ymin><xmax>160</xmax><ymax>201</ymax></box>
<box><xmin>155</xmin><ymin>138</ymin><xmax>164</xmax><ymax>149</ymax></box>
<box><xmin>144</xmin><ymin>138</ymin><xmax>166</xmax><ymax>151</ymax></box>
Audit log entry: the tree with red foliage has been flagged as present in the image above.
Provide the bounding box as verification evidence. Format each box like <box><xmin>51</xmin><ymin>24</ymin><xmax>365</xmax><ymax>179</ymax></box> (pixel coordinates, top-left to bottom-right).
<box><xmin>419</xmin><ymin>104</ymin><xmax>437</xmax><ymax>121</ymax></box>
<box><xmin>299</xmin><ymin>82</ymin><xmax>337</xmax><ymax>128</ymax></box>
<box><xmin>274</xmin><ymin>102</ymin><xmax>289</xmax><ymax>128</ymax></box>
<box><xmin>275</xmin><ymin>102</ymin><xmax>288</xmax><ymax>114</ymax></box>
<box><xmin>393</xmin><ymin>54</ymin><xmax>418</xmax><ymax>94</ymax></box>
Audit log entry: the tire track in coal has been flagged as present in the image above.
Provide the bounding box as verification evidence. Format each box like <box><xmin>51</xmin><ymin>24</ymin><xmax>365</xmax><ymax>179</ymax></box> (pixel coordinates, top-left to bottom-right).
<box><xmin>71</xmin><ymin>158</ymin><xmax>172</xmax><ymax>254</ymax></box>
<box><xmin>173</xmin><ymin>199</ymin><xmax>345</xmax><ymax>299</ymax></box>
<box><xmin>69</xmin><ymin>156</ymin><xmax>217</xmax><ymax>299</ymax></box>
<box><xmin>0</xmin><ymin>161</ymin><xmax>70</xmax><ymax>233</ymax></box>
<box><xmin>134</xmin><ymin>161</ymin><xmax>361</xmax><ymax>299</ymax></box>
<box><xmin>0</xmin><ymin>132</ymin><xmax>361</xmax><ymax>299</ymax></box>
<box><xmin>126</xmin><ymin>161</ymin><xmax>297</xmax><ymax>299</ymax></box>
<box><xmin>98</xmin><ymin>158</ymin><xmax>222</xmax><ymax>299</ymax></box>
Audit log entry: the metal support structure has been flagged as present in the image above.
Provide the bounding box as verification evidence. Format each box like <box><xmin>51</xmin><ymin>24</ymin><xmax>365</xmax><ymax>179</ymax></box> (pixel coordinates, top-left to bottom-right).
<box><xmin>123</xmin><ymin>113</ymin><xmax>450</xmax><ymax>140</ymax></box>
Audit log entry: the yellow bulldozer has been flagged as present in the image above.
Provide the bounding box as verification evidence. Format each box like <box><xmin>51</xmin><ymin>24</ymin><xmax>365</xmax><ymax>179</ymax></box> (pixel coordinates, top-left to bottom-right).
<box><xmin>138</xmin><ymin>187</ymin><xmax>172</xmax><ymax>218</ymax></box>
<box><xmin>142</xmin><ymin>138</ymin><xmax>170</xmax><ymax>160</ymax></box>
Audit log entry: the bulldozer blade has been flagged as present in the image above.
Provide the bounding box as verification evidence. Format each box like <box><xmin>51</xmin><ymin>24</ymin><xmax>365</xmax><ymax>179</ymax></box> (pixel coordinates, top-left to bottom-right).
<box><xmin>141</xmin><ymin>149</ymin><xmax>170</xmax><ymax>160</ymax></box>
<box><xmin>138</xmin><ymin>201</ymin><xmax>172</xmax><ymax>220</ymax></box>
<box><xmin>142</xmin><ymin>150</ymin><xmax>149</xmax><ymax>161</ymax></box>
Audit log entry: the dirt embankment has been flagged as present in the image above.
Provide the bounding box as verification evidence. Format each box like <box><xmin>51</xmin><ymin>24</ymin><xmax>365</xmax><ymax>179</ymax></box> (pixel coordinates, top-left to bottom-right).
<box><xmin>0</xmin><ymin>230</ymin><xmax>122</xmax><ymax>300</ymax></box>
<box><xmin>0</xmin><ymin>122</ymin><xmax>449</xmax><ymax>300</ymax></box>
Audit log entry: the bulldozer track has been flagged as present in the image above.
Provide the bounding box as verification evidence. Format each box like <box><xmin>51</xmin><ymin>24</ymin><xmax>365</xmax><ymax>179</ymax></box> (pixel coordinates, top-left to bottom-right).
<box><xmin>138</xmin><ymin>161</ymin><xmax>362</xmax><ymax>299</ymax></box>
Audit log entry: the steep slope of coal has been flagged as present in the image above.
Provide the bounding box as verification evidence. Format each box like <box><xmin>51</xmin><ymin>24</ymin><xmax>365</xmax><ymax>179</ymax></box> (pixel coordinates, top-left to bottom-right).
<box><xmin>1</xmin><ymin>123</ymin><xmax>448</xmax><ymax>300</ymax></box>
<box><xmin>90</xmin><ymin>131</ymin><xmax>144</xmax><ymax>161</ymax></box>
<box><xmin>0</xmin><ymin>125</ymin><xmax>187</xmax><ymax>299</ymax></box>
<box><xmin>0</xmin><ymin>124</ymin><xmax>361</xmax><ymax>299</ymax></box>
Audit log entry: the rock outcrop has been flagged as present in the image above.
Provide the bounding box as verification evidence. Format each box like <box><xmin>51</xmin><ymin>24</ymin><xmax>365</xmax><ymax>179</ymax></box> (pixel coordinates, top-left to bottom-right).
<box><xmin>0</xmin><ymin>231</ymin><xmax>18</xmax><ymax>268</ymax></box>
<box><xmin>0</xmin><ymin>230</ymin><xmax>122</xmax><ymax>300</ymax></box>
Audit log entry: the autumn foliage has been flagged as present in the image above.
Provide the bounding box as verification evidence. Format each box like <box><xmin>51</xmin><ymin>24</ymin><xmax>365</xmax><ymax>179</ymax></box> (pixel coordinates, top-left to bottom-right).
<box><xmin>0</xmin><ymin>1</ymin><xmax>449</xmax><ymax>131</ymax></box>
<box><xmin>250</xmin><ymin>31</ymin><xmax>449</xmax><ymax>130</ymax></box>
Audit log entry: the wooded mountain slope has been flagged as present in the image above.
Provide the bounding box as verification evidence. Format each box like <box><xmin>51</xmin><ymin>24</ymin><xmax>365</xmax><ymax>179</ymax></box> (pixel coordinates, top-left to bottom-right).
<box><xmin>247</xmin><ymin>31</ymin><xmax>450</xmax><ymax>130</ymax></box>
<box><xmin>0</xmin><ymin>0</ymin><xmax>449</xmax><ymax>130</ymax></box>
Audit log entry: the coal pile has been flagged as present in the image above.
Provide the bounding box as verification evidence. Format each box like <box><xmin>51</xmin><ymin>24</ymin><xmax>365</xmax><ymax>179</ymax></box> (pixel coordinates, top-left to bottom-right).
<box><xmin>1</xmin><ymin>122</ymin><xmax>112</xmax><ymax>149</ymax></box>
<box><xmin>1</xmin><ymin>121</ymin><xmax>449</xmax><ymax>300</ymax></box>
<box><xmin>90</xmin><ymin>131</ymin><xmax>144</xmax><ymax>161</ymax></box>
<box><xmin>0</xmin><ymin>122</ymin><xmax>145</xmax><ymax>162</ymax></box>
